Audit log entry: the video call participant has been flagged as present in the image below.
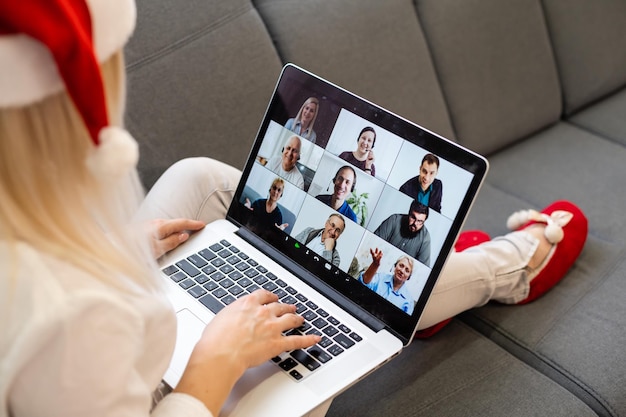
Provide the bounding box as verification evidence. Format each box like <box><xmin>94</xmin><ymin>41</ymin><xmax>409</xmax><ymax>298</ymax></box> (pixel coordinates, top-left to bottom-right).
<box><xmin>338</xmin><ymin>126</ymin><xmax>376</xmax><ymax>176</ymax></box>
<box><xmin>315</xmin><ymin>165</ymin><xmax>358</xmax><ymax>223</ymax></box>
<box><xmin>244</xmin><ymin>177</ymin><xmax>289</xmax><ymax>231</ymax></box>
<box><xmin>359</xmin><ymin>248</ymin><xmax>415</xmax><ymax>315</ymax></box>
<box><xmin>399</xmin><ymin>153</ymin><xmax>443</xmax><ymax>212</ymax></box>
<box><xmin>294</xmin><ymin>213</ymin><xmax>346</xmax><ymax>267</ymax></box>
<box><xmin>374</xmin><ymin>200</ymin><xmax>431</xmax><ymax>266</ymax></box>
<box><xmin>264</xmin><ymin>135</ymin><xmax>305</xmax><ymax>189</ymax></box>
<box><xmin>284</xmin><ymin>97</ymin><xmax>319</xmax><ymax>144</ymax></box>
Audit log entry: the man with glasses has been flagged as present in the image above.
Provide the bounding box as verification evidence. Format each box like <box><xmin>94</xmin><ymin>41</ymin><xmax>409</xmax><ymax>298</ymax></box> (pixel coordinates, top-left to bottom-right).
<box><xmin>373</xmin><ymin>200</ymin><xmax>431</xmax><ymax>266</ymax></box>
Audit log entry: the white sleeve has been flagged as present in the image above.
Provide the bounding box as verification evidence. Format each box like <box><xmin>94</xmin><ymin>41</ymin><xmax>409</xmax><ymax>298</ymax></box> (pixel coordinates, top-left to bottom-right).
<box><xmin>152</xmin><ymin>393</ymin><xmax>213</xmax><ymax>417</ymax></box>
<box><xmin>8</xmin><ymin>291</ymin><xmax>208</xmax><ymax>417</ymax></box>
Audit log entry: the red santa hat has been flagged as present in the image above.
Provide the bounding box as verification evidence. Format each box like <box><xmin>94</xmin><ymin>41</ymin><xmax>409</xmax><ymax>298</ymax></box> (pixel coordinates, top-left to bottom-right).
<box><xmin>0</xmin><ymin>0</ymin><xmax>139</xmax><ymax>178</ymax></box>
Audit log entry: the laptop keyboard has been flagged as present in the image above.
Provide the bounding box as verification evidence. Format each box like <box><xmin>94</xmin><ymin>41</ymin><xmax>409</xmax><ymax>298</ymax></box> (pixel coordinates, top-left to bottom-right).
<box><xmin>161</xmin><ymin>239</ymin><xmax>363</xmax><ymax>381</ymax></box>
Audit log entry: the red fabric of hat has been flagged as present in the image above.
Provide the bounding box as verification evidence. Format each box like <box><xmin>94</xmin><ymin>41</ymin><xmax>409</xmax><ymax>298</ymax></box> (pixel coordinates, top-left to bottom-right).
<box><xmin>0</xmin><ymin>0</ymin><xmax>107</xmax><ymax>145</ymax></box>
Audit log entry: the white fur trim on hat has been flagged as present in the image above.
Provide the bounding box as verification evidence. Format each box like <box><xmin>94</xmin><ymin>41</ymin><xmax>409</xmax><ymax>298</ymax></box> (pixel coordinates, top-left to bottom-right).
<box><xmin>0</xmin><ymin>0</ymin><xmax>136</xmax><ymax>107</ymax></box>
<box><xmin>86</xmin><ymin>126</ymin><xmax>139</xmax><ymax>179</ymax></box>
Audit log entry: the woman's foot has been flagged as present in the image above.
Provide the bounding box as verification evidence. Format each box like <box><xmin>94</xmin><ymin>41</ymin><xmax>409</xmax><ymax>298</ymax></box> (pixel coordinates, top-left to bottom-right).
<box><xmin>507</xmin><ymin>201</ymin><xmax>588</xmax><ymax>304</ymax></box>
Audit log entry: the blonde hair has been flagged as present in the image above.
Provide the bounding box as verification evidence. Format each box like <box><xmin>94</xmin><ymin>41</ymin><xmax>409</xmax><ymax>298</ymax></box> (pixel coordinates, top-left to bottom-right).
<box><xmin>294</xmin><ymin>97</ymin><xmax>318</xmax><ymax>139</ymax></box>
<box><xmin>0</xmin><ymin>52</ymin><xmax>158</xmax><ymax>292</ymax></box>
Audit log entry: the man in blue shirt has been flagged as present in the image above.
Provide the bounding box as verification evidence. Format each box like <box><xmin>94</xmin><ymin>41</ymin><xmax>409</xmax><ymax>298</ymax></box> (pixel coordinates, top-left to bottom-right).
<box><xmin>315</xmin><ymin>165</ymin><xmax>358</xmax><ymax>223</ymax></box>
<box><xmin>359</xmin><ymin>248</ymin><xmax>415</xmax><ymax>315</ymax></box>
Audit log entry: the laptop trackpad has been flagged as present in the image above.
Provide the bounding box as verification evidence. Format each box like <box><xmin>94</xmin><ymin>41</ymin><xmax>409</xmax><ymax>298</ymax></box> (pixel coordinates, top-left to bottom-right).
<box><xmin>167</xmin><ymin>308</ymin><xmax>207</xmax><ymax>387</ymax></box>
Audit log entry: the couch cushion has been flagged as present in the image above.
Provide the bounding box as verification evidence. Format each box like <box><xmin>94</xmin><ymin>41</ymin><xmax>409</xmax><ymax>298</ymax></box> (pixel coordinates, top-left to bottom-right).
<box><xmin>327</xmin><ymin>320</ymin><xmax>597</xmax><ymax>416</ymax></box>
<box><xmin>542</xmin><ymin>0</ymin><xmax>626</xmax><ymax>115</ymax></box>
<box><xmin>125</xmin><ymin>0</ymin><xmax>282</xmax><ymax>188</ymax></box>
<box><xmin>253</xmin><ymin>0</ymin><xmax>455</xmax><ymax>141</ymax></box>
<box><xmin>569</xmin><ymin>88</ymin><xmax>626</xmax><ymax>146</ymax></box>
<box><xmin>416</xmin><ymin>0</ymin><xmax>561</xmax><ymax>155</ymax></box>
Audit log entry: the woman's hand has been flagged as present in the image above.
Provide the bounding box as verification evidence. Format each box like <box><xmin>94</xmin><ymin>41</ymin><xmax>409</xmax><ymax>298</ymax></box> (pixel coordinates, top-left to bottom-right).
<box><xmin>175</xmin><ymin>290</ymin><xmax>321</xmax><ymax>415</ymax></box>
<box><xmin>146</xmin><ymin>218</ymin><xmax>205</xmax><ymax>258</ymax></box>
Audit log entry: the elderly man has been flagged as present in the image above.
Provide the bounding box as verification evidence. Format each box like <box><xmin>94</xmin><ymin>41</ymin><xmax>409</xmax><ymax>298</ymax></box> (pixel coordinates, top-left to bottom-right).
<box><xmin>294</xmin><ymin>213</ymin><xmax>346</xmax><ymax>267</ymax></box>
<box><xmin>265</xmin><ymin>135</ymin><xmax>305</xmax><ymax>189</ymax></box>
<box><xmin>374</xmin><ymin>200</ymin><xmax>431</xmax><ymax>266</ymax></box>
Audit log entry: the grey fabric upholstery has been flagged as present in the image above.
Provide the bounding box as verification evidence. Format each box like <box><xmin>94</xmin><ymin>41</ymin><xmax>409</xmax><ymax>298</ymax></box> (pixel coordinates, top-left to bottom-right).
<box><xmin>125</xmin><ymin>0</ymin><xmax>626</xmax><ymax>415</ymax></box>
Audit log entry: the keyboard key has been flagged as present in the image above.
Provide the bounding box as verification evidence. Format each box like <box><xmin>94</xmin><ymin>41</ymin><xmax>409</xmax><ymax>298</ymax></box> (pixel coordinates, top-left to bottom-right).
<box><xmin>225</xmin><ymin>255</ymin><xmax>241</xmax><ymax>265</ymax></box>
<box><xmin>219</xmin><ymin>239</ymin><xmax>231</xmax><ymax>247</ymax></box>
<box><xmin>179</xmin><ymin>279</ymin><xmax>195</xmax><ymax>290</ymax></box>
<box><xmin>199</xmin><ymin>293</ymin><xmax>224</xmax><ymax>314</ymax></box>
<box><xmin>244</xmin><ymin>268</ymin><xmax>259</xmax><ymax>278</ymax></box>
<box><xmin>306</xmin><ymin>301</ymin><xmax>318</xmax><ymax>310</ymax></box>
<box><xmin>290</xmin><ymin>349</ymin><xmax>321</xmax><ymax>371</ymax></box>
<box><xmin>253</xmin><ymin>275</ymin><xmax>268</xmax><ymax>285</ymax></box>
<box><xmin>220</xmin><ymin>278</ymin><xmax>234</xmax><ymax>289</ymax></box>
<box><xmin>162</xmin><ymin>265</ymin><xmax>178</xmax><ymax>276</ymax></box>
<box><xmin>262</xmin><ymin>282</ymin><xmax>278</xmax><ymax>292</ymax></box>
<box><xmin>275</xmin><ymin>279</ymin><xmax>287</xmax><ymax>288</ymax></box>
<box><xmin>211</xmin><ymin>271</ymin><xmax>226</xmax><ymax>282</ymax></box>
<box><xmin>338</xmin><ymin>324</ymin><xmax>351</xmax><ymax>334</ymax></box>
<box><xmin>211</xmin><ymin>258</ymin><xmax>226</xmax><ymax>267</ymax></box>
<box><xmin>188</xmin><ymin>285</ymin><xmax>207</xmax><ymax>298</ymax></box>
<box><xmin>349</xmin><ymin>332</ymin><xmax>363</xmax><ymax>342</ymax></box>
<box><xmin>209</xmin><ymin>243</ymin><xmax>223</xmax><ymax>252</ymax></box>
<box><xmin>187</xmin><ymin>254</ymin><xmax>207</xmax><ymax>268</ymax></box>
<box><xmin>312</xmin><ymin>318</ymin><xmax>328</xmax><ymax>329</ymax></box>
<box><xmin>307</xmin><ymin>346</ymin><xmax>332</xmax><ymax>364</ymax></box>
<box><xmin>328</xmin><ymin>316</ymin><xmax>340</xmax><ymax>326</ymax></box>
<box><xmin>229</xmin><ymin>245</ymin><xmax>240</xmax><ymax>253</ymax></box>
<box><xmin>316</xmin><ymin>308</ymin><xmax>329</xmax><ymax>318</ymax></box>
<box><xmin>228</xmin><ymin>285</ymin><xmax>244</xmax><ymax>296</ymax></box>
<box><xmin>238</xmin><ymin>277</ymin><xmax>253</xmax><ymax>288</ymax></box>
<box><xmin>199</xmin><ymin>248</ymin><xmax>216</xmax><ymax>261</ymax></box>
<box><xmin>327</xmin><ymin>344</ymin><xmax>345</xmax><ymax>356</ymax></box>
<box><xmin>201</xmin><ymin>265</ymin><xmax>217</xmax><ymax>275</ymax></box>
<box><xmin>203</xmin><ymin>281</ymin><xmax>218</xmax><ymax>291</ymax></box>
<box><xmin>170</xmin><ymin>271</ymin><xmax>186</xmax><ymax>283</ymax></box>
<box><xmin>176</xmin><ymin>259</ymin><xmax>200</xmax><ymax>277</ymax></box>
<box><xmin>289</xmin><ymin>370</ymin><xmax>303</xmax><ymax>380</ymax></box>
<box><xmin>222</xmin><ymin>295</ymin><xmax>236</xmax><ymax>305</ymax></box>
<box><xmin>229</xmin><ymin>271</ymin><xmax>244</xmax><ymax>280</ymax></box>
<box><xmin>217</xmin><ymin>249</ymin><xmax>231</xmax><ymax>258</ymax></box>
<box><xmin>295</xmin><ymin>293</ymin><xmax>308</xmax><ymax>303</ymax></box>
<box><xmin>322</xmin><ymin>326</ymin><xmax>339</xmax><ymax>337</ymax></box>
<box><xmin>319</xmin><ymin>337</ymin><xmax>333</xmax><ymax>348</ymax></box>
<box><xmin>333</xmin><ymin>333</ymin><xmax>355</xmax><ymax>349</ymax></box>
<box><xmin>279</xmin><ymin>358</ymin><xmax>298</xmax><ymax>371</ymax></box>
<box><xmin>194</xmin><ymin>274</ymin><xmax>210</xmax><ymax>284</ymax></box>
<box><xmin>213</xmin><ymin>288</ymin><xmax>227</xmax><ymax>298</ymax></box>
<box><xmin>257</xmin><ymin>265</ymin><xmax>268</xmax><ymax>274</ymax></box>
<box><xmin>220</xmin><ymin>264</ymin><xmax>235</xmax><ymax>274</ymax></box>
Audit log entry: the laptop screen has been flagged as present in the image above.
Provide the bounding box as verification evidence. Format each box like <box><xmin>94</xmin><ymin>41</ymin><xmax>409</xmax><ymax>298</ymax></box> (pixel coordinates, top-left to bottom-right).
<box><xmin>228</xmin><ymin>64</ymin><xmax>488</xmax><ymax>342</ymax></box>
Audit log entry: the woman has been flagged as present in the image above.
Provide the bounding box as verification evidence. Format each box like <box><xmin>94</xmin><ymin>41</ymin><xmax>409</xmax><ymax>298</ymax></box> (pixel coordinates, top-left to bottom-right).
<box><xmin>244</xmin><ymin>177</ymin><xmax>289</xmax><ymax>230</ymax></box>
<box><xmin>359</xmin><ymin>250</ymin><xmax>415</xmax><ymax>315</ymax></box>
<box><xmin>338</xmin><ymin>126</ymin><xmax>376</xmax><ymax>176</ymax></box>
<box><xmin>0</xmin><ymin>1</ymin><xmax>319</xmax><ymax>416</ymax></box>
<box><xmin>285</xmin><ymin>96</ymin><xmax>319</xmax><ymax>144</ymax></box>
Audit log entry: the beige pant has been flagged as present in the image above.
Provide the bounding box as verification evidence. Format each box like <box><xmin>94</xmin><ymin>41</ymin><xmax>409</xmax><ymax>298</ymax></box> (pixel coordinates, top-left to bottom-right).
<box><xmin>140</xmin><ymin>157</ymin><xmax>538</xmax><ymax>416</ymax></box>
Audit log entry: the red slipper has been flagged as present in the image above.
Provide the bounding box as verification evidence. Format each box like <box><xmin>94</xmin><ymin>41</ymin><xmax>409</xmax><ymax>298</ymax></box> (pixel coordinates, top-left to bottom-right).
<box><xmin>507</xmin><ymin>200</ymin><xmax>588</xmax><ymax>304</ymax></box>
<box><xmin>414</xmin><ymin>230</ymin><xmax>492</xmax><ymax>339</ymax></box>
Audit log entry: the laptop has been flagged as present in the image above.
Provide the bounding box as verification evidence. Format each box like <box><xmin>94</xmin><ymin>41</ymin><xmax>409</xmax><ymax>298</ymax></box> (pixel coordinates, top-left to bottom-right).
<box><xmin>158</xmin><ymin>64</ymin><xmax>488</xmax><ymax>416</ymax></box>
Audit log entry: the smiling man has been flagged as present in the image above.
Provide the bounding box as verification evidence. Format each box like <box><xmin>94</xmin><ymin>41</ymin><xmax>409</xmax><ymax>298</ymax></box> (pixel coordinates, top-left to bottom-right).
<box><xmin>315</xmin><ymin>165</ymin><xmax>358</xmax><ymax>222</ymax></box>
<box><xmin>294</xmin><ymin>213</ymin><xmax>346</xmax><ymax>267</ymax></box>
<box><xmin>265</xmin><ymin>135</ymin><xmax>305</xmax><ymax>189</ymax></box>
<box><xmin>399</xmin><ymin>153</ymin><xmax>443</xmax><ymax>212</ymax></box>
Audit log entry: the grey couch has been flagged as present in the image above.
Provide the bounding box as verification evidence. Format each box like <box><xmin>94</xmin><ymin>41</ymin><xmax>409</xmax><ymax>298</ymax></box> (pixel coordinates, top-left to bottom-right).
<box><xmin>124</xmin><ymin>1</ymin><xmax>626</xmax><ymax>416</ymax></box>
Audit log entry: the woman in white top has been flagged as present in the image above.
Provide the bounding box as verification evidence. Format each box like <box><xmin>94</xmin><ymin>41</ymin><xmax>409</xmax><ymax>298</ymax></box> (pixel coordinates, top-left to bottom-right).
<box><xmin>0</xmin><ymin>1</ymin><xmax>319</xmax><ymax>416</ymax></box>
